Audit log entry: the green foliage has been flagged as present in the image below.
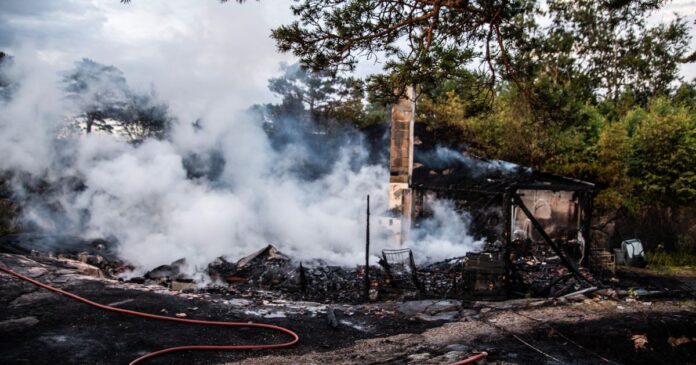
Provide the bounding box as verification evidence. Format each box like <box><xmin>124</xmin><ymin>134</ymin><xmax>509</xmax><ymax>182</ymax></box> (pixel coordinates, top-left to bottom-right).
<box><xmin>594</xmin><ymin>118</ymin><xmax>634</xmax><ymax>212</ymax></box>
<box><xmin>674</xmin><ymin>82</ymin><xmax>696</xmax><ymax>109</ymax></box>
<box><xmin>646</xmin><ymin>250</ymin><xmax>696</xmax><ymax>268</ymax></box>
<box><xmin>416</xmin><ymin>81</ymin><xmax>696</xmax><ymax>220</ymax></box>
<box><xmin>544</xmin><ymin>0</ymin><xmax>688</xmax><ymax>101</ymax></box>
<box><xmin>628</xmin><ymin>99</ymin><xmax>696</xmax><ymax>205</ymax></box>
<box><xmin>640</xmin><ymin>237</ymin><xmax>696</xmax><ymax>270</ymax></box>
<box><xmin>272</xmin><ymin>0</ymin><xmax>534</xmax><ymax>91</ymax></box>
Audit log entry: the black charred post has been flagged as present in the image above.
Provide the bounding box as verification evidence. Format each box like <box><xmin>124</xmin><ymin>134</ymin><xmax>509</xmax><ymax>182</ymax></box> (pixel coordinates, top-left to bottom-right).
<box><xmin>364</xmin><ymin>194</ymin><xmax>370</xmax><ymax>302</ymax></box>
<box><xmin>379</xmin><ymin>252</ymin><xmax>393</xmax><ymax>283</ymax></box>
<box><xmin>580</xmin><ymin>191</ymin><xmax>594</xmax><ymax>267</ymax></box>
<box><xmin>502</xmin><ymin>187</ymin><xmax>514</xmax><ymax>280</ymax></box>
<box><xmin>299</xmin><ymin>263</ymin><xmax>307</xmax><ymax>292</ymax></box>
<box><xmin>502</xmin><ymin>189</ymin><xmax>513</xmax><ymax>247</ymax></box>
<box><xmin>512</xmin><ymin>193</ymin><xmax>592</xmax><ymax>285</ymax></box>
<box><xmin>409</xmin><ymin>250</ymin><xmax>424</xmax><ymax>296</ymax></box>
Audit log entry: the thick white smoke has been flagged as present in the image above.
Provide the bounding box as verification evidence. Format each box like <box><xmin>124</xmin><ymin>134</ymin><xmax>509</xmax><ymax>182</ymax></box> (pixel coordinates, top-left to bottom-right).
<box><xmin>0</xmin><ymin>55</ymin><xmax>482</xmax><ymax>274</ymax></box>
<box><xmin>408</xmin><ymin>200</ymin><xmax>483</xmax><ymax>262</ymax></box>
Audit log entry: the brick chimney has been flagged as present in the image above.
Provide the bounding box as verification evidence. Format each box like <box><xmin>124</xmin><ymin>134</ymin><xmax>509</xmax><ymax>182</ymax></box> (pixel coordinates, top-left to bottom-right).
<box><xmin>387</xmin><ymin>86</ymin><xmax>416</xmax><ymax>245</ymax></box>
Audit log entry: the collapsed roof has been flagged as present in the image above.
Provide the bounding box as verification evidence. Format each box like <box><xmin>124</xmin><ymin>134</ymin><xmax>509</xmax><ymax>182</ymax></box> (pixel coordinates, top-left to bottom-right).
<box><xmin>411</xmin><ymin>123</ymin><xmax>594</xmax><ymax>193</ymax></box>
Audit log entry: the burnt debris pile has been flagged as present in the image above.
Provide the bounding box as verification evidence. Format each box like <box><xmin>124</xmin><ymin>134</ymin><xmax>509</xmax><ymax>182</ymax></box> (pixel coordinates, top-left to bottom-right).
<box><xmin>510</xmin><ymin>256</ymin><xmax>595</xmax><ymax>298</ymax></box>
<box><xmin>206</xmin><ymin>245</ymin><xmax>378</xmax><ymax>302</ymax></box>
<box><xmin>0</xmin><ymin>233</ymin><xmax>132</xmax><ymax>277</ymax></box>
<box><xmin>0</xmin><ymin>235</ymin><xmax>609</xmax><ymax>303</ymax></box>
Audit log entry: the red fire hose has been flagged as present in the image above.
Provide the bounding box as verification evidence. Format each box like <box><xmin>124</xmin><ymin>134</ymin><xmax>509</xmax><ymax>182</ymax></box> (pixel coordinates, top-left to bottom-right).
<box><xmin>0</xmin><ymin>265</ymin><xmax>299</xmax><ymax>365</ymax></box>
<box><xmin>447</xmin><ymin>351</ymin><xmax>488</xmax><ymax>365</ymax></box>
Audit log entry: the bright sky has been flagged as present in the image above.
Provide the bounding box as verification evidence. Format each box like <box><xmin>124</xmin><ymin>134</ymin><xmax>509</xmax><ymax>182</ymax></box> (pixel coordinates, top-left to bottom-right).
<box><xmin>0</xmin><ymin>0</ymin><xmax>695</xmax><ymax>112</ymax></box>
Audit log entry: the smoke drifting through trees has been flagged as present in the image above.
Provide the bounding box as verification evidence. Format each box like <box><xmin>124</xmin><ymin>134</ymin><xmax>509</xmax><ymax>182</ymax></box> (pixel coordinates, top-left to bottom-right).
<box><xmin>0</xmin><ymin>56</ymin><xmax>481</xmax><ymax>275</ymax></box>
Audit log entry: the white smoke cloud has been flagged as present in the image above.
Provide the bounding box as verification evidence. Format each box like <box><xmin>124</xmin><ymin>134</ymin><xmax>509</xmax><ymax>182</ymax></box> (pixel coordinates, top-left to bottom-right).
<box><xmin>0</xmin><ymin>56</ymin><xmax>483</xmax><ymax>273</ymax></box>
<box><xmin>0</xmin><ymin>52</ymin><xmax>65</xmax><ymax>176</ymax></box>
<box><xmin>408</xmin><ymin>200</ymin><xmax>483</xmax><ymax>263</ymax></box>
<box><xmin>0</xmin><ymin>2</ymin><xmax>484</xmax><ymax>274</ymax></box>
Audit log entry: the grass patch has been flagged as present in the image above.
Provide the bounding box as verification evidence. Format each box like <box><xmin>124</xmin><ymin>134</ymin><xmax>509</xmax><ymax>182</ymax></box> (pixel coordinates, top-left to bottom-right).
<box><xmin>645</xmin><ymin>250</ymin><xmax>696</xmax><ymax>276</ymax></box>
<box><xmin>646</xmin><ymin>250</ymin><xmax>696</xmax><ymax>267</ymax></box>
<box><xmin>643</xmin><ymin>265</ymin><xmax>696</xmax><ymax>277</ymax></box>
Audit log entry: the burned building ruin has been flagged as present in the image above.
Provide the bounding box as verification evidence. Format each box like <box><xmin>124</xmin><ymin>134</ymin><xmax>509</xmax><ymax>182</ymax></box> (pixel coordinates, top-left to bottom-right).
<box><xmin>383</xmin><ymin>88</ymin><xmax>598</xmax><ymax>298</ymax></box>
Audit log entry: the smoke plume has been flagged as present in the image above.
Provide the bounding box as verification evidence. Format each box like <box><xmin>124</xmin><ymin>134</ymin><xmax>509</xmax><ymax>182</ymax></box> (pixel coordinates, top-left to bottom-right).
<box><xmin>0</xmin><ymin>55</ymin><xmax>481</xmax><ymax>275</ymax></box>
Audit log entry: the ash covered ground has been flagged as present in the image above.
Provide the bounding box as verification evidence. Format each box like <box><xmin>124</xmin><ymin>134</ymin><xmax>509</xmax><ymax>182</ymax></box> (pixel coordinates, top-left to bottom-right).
<box><xmin>2</xmin><ymin>235</ymin><xmax>696</xmax><ymax>365</ymax></box>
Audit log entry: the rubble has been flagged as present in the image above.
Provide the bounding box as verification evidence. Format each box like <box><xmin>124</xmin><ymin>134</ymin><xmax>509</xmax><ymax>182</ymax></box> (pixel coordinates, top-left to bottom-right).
<box><xmin>0</xmin><ymin>234</ymin><xmax>684</xmax><ymax>319</ymax></box>
<box><xmin>141</xmin><ymin>243</ymin><xmax>612</xmax><ymax>304</ymax></box>
<box><xmin>0</xmin><ymin>233</ymin><xmax>617</xmax><ymax>304</ymax></box>
<box><xmin>206</xmin><ymin>245</ymin><xmax>381</xmax><ymax>303</ymax></box>
<box><xmin>0</xmin><ymin>233</ymin><xmax>130</xmax><ymax>278</ymax></box>
<box><xmin>397</xmin><ymin>300</ymin><xmax>461</xmax><ymax>317</ymax></box>
<box><xmin>510</xmin><ymin>254</ymin><xmax>596</xmax><ymax>298</ymax></box>
<box><xmin>326</xmin><ymin>307</ymin><xmax>339</xmax><ymax>328</ymax></box>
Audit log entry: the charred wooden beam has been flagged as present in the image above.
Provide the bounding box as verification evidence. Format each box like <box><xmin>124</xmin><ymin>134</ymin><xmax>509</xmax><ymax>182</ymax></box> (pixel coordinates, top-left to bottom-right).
<box><xmin>365</xmin><ymin>194</ymin><xmax>371</xmax><ymax>302</ymax></box>
<box><xmin>502</xmin><ymin>188</ymin><xmax>513</xmax><ymax>279</ymax></box>
<box><xmin>514</xmin><ymin>183</ymin><xmax>595</xmax><ymax>192</ymax></box>
<box><xmin>299</xmin><ymin>263</ymin><xmax>307</xmax><ymax>292</ymax></box>
<box><xmin>580</xmin><ymin>191</ymin><xmax>595</xmax><ymax>267</ymax></box>
<box><xmin>411</xmin><ymin>185</ymin><xmax>505</xmax><ymax>196</ymax></box>
<box><xmin>511</xmin><ymin>193</ymin><xmax>593</xmax><ymax>285</ymax></box>
<box><xmin>408</xmin><ymin>250</ymin><xmax>424</xmax><ymax>297</ymax></box>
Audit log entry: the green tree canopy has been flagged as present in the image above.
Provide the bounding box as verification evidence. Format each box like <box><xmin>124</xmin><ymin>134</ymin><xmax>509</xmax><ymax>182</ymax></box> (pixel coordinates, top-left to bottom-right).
<box><xmin>271</xmin><ymin>0</ymin><xmax>532</xmax><ymax>87</ymax></box>
<box><xmin>629</xmin><ymin>99</ymin><xmax>696</xmax><ymax>206</ymax></box>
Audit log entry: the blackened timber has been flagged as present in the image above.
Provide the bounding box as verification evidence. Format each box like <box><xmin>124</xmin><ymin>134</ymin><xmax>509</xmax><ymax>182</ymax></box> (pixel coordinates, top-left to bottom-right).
<box><xmin>503</xmin><ymin>188</ymin><xmax>513</xmax><ymax>282</ymax></box>
<box><xmin>514</xmin><ymin>183</ymin><xmax>595</xmax><ymax>192</ymax></box>
<box><xmin>299</xmin><ymin>263</ymin><xmax>307</xmax><ymax>292</ymax></box>
<box><xmin>470</xmin><ymin>193</ymin><xmax>505</xmax><ymax>229</ymax></box>
<box><xmin>364</xmin><ymin>194</ymin><xmax>370</xmax><ymax>302</ymax></box>
<box><xmin>411</xmin><ymin>185</ymin><xmax>503</xmax><ymax>196</ymax></box>
<box><xmin>409</xmin><ymin>250</ymin><xmax>424</xmax><ymax>297</ymax></box>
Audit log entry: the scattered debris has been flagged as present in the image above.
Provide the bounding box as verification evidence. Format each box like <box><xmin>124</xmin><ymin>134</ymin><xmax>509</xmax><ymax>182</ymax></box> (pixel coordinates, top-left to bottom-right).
<box><xmin>561</xmin><ymin>286</ymin><xmax>597</xmax><ymax>299</ymax></box>
<box><xmin>107</xmin><ymin>298</ymin><xmax>134</xmax><ymax>307</ymax></box>
<box><xmin>326</xmin><ymin>307</ymin><xmax>339</xmax><ymax>329</ymax></box>
<box><xmin>462</xmin><ymin>251</ymin><xmax>507</xmax><ymax>299</ymax></box>
<box><xmin>631</xmin><ymin>334</ymin><xmax>650</xmax><ymax>351</ymax></box>
<box><xmin>668</xmin><ymin>336</ymin><xmax>694</xmax><ymax>348</ymax></box>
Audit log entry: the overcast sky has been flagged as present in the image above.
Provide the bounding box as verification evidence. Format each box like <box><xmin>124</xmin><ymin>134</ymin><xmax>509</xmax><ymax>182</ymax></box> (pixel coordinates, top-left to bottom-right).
<box><xmin>1</xmin><ymin>0</ymin><xmax>695</xmax><ymax>115</ymax></box>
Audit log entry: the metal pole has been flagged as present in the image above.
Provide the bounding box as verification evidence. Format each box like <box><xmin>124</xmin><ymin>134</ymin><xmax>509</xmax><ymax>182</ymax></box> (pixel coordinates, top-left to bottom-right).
<box><xmin>364</xmin><ymin>194</ymin><xmax>370</xmax><ymax>301</ymax></box>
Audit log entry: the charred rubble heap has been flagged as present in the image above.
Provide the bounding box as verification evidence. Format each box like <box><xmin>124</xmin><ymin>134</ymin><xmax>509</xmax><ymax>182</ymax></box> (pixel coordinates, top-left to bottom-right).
<box><xmin>0</xmin><ymin>234</ymin><xmax>459</xmax><ymax>303</ymax></box>
<box><xmin>382</xmin><ymin>88</ymin><xmax>605</xmax><ymax>301</ymax></box>
<box><xmin>0</xmin><ymin>231</ymin><xmax>605</xmax><ymax>304</ymax></box>
<box><xmin>407</xmin><ymin>121</ymin><xmax>602</xmax><ymax>299</ymax></box>
<box><xmin>205</xmin><ymin>245</ymin><xmax>484</xmax><ymax>303</ymax></box>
